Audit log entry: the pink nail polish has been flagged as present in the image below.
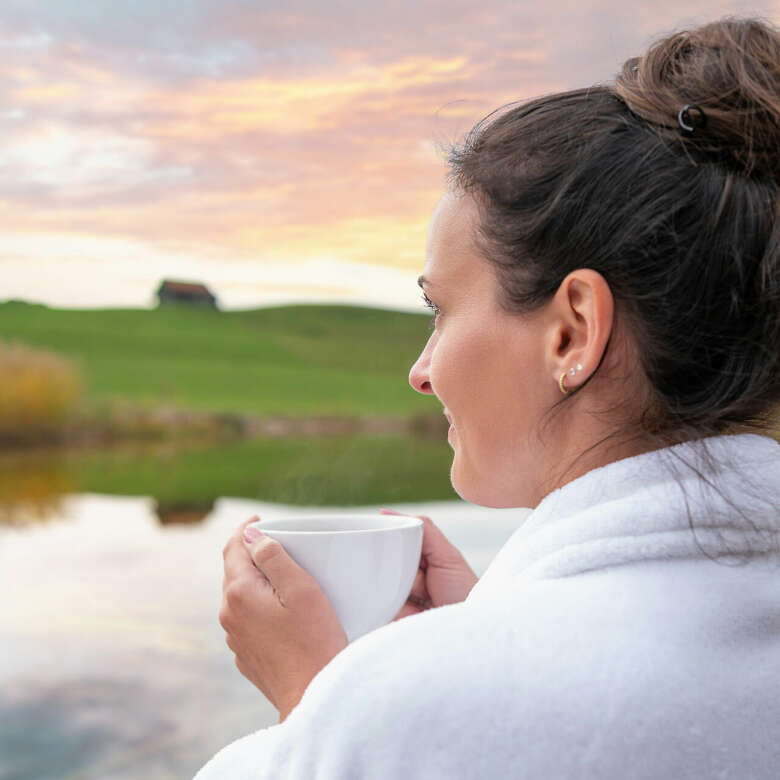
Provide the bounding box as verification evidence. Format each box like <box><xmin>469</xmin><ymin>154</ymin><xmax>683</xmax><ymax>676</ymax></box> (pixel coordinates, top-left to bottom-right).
<box><xmin>244</xmin><ymin>526</ymin><xmax>264</xmax><ymax>543</ymax></box>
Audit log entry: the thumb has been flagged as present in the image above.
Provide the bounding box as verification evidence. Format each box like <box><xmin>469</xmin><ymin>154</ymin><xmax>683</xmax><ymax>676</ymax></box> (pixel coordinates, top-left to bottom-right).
<box><xmin>243</xmin><ymin>526</ymin><xmax>310</xmax><ymax>600</ymax></box>
<box><xmin>420</xmin><ymin>516</ymin><xmax>465</xmax><ymax>568</ymax></box>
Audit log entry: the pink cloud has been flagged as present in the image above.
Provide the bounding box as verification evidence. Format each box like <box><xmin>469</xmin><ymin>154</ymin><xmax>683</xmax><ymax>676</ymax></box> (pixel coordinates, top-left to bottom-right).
<box><xmin>0</xmin><ymin>0</ymin><xmax>776</xmax><ymax>285</ymax></box>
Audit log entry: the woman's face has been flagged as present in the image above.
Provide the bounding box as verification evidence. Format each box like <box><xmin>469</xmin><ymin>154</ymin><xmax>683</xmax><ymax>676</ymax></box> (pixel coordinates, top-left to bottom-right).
<box><xmin>409</xmin><ymin>190</ymin><xmax>555</xmax><ymax>508</ymax></box>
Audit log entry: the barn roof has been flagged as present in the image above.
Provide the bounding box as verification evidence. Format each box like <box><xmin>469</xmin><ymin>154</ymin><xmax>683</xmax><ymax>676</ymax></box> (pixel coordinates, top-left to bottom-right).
<box><xmin>158</xmin><ymin>280</ymin><xmax>214</xmax><ymax>296</ymax></box>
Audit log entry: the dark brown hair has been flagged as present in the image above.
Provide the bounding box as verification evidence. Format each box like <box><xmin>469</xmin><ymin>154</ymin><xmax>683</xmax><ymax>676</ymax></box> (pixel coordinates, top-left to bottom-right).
<box><xmin>449</xmin><ymin>17</ymin><xmax>779</xmax><ymax>443</ymax></box>
<box><xmin>447</xmin><ymin>17</ymin><xmax>780</xmax><ymax>557</ymax></box>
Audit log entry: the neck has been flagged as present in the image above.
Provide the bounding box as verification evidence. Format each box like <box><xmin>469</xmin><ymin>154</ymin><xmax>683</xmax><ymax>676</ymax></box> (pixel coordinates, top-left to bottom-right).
<box><xmin>536</xmin><ymin>428</ymin><xmax>671</xmax><ymax>509</ymax></box>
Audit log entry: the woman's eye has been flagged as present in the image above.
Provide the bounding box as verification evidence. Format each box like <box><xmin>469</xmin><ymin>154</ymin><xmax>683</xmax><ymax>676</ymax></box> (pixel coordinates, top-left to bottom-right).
<box><xmin>420</xmin><ymin>292</ymin><xmax>441</xmax><ymax>329</ymax></box>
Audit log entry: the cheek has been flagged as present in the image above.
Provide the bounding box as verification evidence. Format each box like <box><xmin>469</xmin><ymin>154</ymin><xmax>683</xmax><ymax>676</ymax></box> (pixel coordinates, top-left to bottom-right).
<box><xmin>440</xmin><ymin>325</ymin><xmax>543</xmax><ymax>444</ymax></box>
<box><xmin>432</xmin><ymin>327</ymin><xmax>510</xmax><ymax>418</ymax></box>
<box><xmin>428</xmin><ymin>330</ymin><xmax>473</xmax><ymax>406</ymax></box>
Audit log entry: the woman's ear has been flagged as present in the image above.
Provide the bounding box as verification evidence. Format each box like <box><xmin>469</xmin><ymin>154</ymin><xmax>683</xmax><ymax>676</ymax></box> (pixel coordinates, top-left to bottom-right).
<box><xmin>544</xmin><ymin>269</ymin><xmax>614</xmax><ymax>391</ymax></box>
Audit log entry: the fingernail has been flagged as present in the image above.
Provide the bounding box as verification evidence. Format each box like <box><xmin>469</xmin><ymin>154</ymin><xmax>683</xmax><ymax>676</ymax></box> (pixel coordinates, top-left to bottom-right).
<box><xmin>244</xmin><ymin>526</ymin><xmax>264</xmax><ymax>543</ymax></box>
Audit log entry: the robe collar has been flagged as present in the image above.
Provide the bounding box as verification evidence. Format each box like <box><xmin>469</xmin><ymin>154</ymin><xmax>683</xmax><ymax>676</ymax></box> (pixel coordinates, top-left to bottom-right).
<box><xmin>469</xmin><ymin>433</ymin><xmax>780</xmax><ymax>597</ymax></box>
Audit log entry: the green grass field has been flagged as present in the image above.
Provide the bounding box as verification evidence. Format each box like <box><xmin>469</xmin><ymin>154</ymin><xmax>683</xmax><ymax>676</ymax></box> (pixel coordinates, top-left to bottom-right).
<box><xmin>0</xmin><ymin>300</ymin><xmax>438</xmax><ymax>419</ymax></box>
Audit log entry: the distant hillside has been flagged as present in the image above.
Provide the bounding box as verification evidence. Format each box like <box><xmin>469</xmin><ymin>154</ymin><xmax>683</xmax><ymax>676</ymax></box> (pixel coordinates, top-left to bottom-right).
<box><xmin>0</xmin><ymin>301</ymin><xmax>438</xmax><ymax>419</ymax></box>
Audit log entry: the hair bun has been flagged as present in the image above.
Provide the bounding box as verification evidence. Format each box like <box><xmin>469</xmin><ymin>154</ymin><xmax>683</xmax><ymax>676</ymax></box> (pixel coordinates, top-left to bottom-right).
<box><xmin>614</xmin><ymin>17</ymin><xmax>780</xmax><ymax>182</ymax></box>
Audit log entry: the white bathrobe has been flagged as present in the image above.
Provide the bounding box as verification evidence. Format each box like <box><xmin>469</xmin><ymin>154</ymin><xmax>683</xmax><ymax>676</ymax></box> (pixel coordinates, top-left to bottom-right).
<box><xmin>195</xmin><ymin>433</ymin><xmax>780</xmax><ymax>779</ymax></box>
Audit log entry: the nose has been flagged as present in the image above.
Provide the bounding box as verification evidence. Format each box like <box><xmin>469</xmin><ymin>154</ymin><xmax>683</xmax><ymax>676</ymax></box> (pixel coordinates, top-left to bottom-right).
<box><xmin>409</xmin><ymin>334</ymin><xmax>435</xmax><ymax>395</ymax></box>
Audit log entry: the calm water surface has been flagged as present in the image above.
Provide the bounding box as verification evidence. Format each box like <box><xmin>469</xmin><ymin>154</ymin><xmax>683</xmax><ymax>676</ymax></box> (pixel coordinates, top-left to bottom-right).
<box><xmin>1</xmin><ymin>490</ymin><xmax>530</xmax><ymax>779</ymax></box>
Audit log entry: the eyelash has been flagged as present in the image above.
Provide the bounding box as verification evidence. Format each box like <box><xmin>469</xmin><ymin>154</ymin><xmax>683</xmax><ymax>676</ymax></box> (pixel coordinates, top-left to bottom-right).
<box><xmin>421</xmin><ymin>292</ymin><xmax>441</xmax><ymax>330</ymax></box>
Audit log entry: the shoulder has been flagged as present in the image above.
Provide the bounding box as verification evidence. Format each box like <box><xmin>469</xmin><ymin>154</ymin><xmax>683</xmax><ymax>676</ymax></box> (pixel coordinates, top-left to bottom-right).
<box><xmin>193</xmin><ymin>596</ymin><xmax>570</xmax><ymax>779</ymax></box>
<box><xmin>198</xmin><ymin>561</ymin><xmax>780</xmax><ymax>778</ymax></box>
<box><xmin>292</xmin><ymin>570</ymin><xmax>669</xmax><ymax>723</ymax></box>
<box><xmin>280</xmin><ymin>602</ymin><xmax>510</xmax><ymax>777</ymax></box>
<box><xmin>274</xmin><ymin>584</ymin><xmax>628</xmax><ymax>777</ymax></box>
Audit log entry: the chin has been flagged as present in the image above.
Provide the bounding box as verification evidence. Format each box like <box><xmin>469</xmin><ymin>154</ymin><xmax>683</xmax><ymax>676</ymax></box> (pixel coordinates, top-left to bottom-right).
<box><xmin>449</xmin><ymin>462</ymin><xmax>498</xmax><ymax>507</ymax></box>
<box><xmin>450</xmin><ymin>457</ymin><xmax>534</xmax><ymax>509</ymax></box>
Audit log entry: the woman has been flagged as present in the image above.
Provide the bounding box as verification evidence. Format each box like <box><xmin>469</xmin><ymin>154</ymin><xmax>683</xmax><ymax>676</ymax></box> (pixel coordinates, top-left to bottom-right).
<box><xmin>197</xmin><ymin>17</ymin><xmax>780</xmax><ymax>779</ymax></box>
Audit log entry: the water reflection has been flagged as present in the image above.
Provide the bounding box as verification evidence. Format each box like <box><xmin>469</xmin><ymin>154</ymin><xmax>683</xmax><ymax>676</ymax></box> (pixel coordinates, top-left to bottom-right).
<box><xmin>1</xmin><ymin>490</ymin><xmax>530</xmax><ymax>780</ymax></box>
<box><xmin>0</xmin><ymin>449</ymin><xmax>74</xmax><ymax>525</ymax></box>
<box><xmin>155</xmin><ymin>500</ymin><xmax>216</xmax><ymax>526</ymax></box>
<box><xmin>0</xmin><ymin>432</ymin><xmax>458</xmax><ymax>525</ymax></box>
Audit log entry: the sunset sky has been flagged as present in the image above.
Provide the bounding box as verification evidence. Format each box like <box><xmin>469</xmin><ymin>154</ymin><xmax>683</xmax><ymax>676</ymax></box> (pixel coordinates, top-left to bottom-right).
<box><xmin>1</xmin><ymin>0</ymin><xmax>777</xmax><ymax>311</ymax></box>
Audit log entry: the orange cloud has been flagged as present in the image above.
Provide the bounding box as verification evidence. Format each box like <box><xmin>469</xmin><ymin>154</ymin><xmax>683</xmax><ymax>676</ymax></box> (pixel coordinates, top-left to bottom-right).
<box><xmin>14</xmin><ymin>83</ymin><xmax>79</xmax><ymax>102</ymax></box>
<box><xmin>0</xmin><ymin>45</ymin><xmax>493</xmax><ymax>273</ymax></box>
<box><xmin>139</xmin><ymin>55</ymin><xmax>474</xmax><ymax>138</ymax></box>
<box><xmin>234</xmin><ymin>211</ymin><xmax>437</xmax><ymax>269</ymax></box>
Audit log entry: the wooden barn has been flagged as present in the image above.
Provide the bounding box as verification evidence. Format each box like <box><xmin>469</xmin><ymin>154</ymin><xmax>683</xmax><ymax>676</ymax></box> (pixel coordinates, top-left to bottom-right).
<box><xmin>156</xmin><ymin>280</ymin><xmax>219</xmax><ymax>309</ymax></box>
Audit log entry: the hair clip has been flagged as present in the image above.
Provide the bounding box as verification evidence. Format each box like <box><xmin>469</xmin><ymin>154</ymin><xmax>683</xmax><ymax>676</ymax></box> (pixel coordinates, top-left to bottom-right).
<box><xmin>678</xmin><ymin>104</ymin><xmax>706</xmax><ymax>135</ymax></box>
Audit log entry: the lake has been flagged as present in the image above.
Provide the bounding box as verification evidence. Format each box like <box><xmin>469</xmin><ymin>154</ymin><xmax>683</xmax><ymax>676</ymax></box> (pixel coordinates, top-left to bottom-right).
<box><xmin>0</xmin><ymin>436</ymin><xmax>531</xmax><ymax>779</ymax></box>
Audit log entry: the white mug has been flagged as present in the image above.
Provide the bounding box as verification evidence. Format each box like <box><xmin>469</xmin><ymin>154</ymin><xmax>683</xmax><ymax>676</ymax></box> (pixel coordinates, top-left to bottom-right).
<box><xmin>248</xmin><ymin>514</ymin><xmax>423</xmax><ymax>641</ymax></box>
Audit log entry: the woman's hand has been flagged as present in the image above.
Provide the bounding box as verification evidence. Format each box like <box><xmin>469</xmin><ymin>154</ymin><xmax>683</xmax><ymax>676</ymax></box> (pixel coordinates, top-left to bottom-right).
<box><xmin>380</xmin><ymin>508</ymin><xmax>479</xmax><ymax>620</ymax></box>
<box><xmin>219</xmin><ymin>517</ymin><xmax>348</xmax><ymax>723</ymax></box>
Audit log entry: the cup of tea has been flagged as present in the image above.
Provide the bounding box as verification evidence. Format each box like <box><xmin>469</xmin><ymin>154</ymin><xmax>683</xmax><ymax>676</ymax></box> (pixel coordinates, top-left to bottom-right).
<box><xmin>247</xmin><ymin>514</ymin><xmax>423</xmax><ymax>641</ymax></box>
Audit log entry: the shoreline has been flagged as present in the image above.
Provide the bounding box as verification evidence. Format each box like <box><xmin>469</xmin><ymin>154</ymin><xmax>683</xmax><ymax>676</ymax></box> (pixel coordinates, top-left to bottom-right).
<box><xmin>0</xmin><ymin>405</ymin><xmax>448</xmax><ymax>452</ymax></box>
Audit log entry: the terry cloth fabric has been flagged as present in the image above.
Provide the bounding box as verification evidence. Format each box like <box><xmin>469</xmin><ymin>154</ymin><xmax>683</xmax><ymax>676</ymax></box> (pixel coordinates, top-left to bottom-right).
<box><xmin>194</xmin><ymin>433</ymin><xmax>780</xmax><ymax>780</ymax></box>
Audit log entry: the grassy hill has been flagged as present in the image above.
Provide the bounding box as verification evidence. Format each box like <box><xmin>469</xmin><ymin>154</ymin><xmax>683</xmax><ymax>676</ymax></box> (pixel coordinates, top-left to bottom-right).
<box><xmin>0</xmin><ymin>300</ymin><xmax>438</xmax><ymax>419</ymax></box>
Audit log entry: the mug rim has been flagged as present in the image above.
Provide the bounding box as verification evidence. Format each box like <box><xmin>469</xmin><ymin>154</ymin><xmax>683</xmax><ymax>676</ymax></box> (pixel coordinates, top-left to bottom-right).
<box><xmin>249</xmin><ymin>514</ymin><xmax>423</xmax><ymax>535</ymax></box>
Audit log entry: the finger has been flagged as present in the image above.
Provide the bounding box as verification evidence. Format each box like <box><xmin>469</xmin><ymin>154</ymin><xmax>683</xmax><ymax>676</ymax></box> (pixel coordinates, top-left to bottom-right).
<box><xmin>379</xmin><ymin>508</ymin><xmax>427</xmax><ymax>523</ymax></box>
<box><xmin>394</xmin><ymin>602</ymin><xmax>423</xmax><ymax>620</ymax></box>
<box><xmin>380</xmin><ymin>507</ymin><xmax>429</xmax><ymax>524</ymax></box>
<box><xmin>381</xmin><ymin>509</ymin><xmax>431</xmax><ymax>570</ymax></box>
<box><xmin>406</xmin><ymin>593</ymin><xmax>434</xmax><ymax>610</ymax></box>
<box><xmin>408</xmin><ymin>568</ymin><xmax>429</xmax><ymax>603</ymax></box>
<box><xmin>223</xmin><ymin>534</ymin><xmax>254</xmax><ymax>584</ymax></box>
<box><xmin>413</xmin><ymin>514</ymin><xmax>465</xmax><ymax>570</ymax></box>
<box><xmin>243</xmin><ymin>527</ymin><xmax>317</xmax><ymax>603</ymax></box>
<box><xmin>239</xmin><ymin>515</ymin><xmax>261</xmax><ymax>534</ymax></box>
<box><xmin>223</xmin><ymin>516</ymin><xmax>263</xmax><ymax>584</ymax></box>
